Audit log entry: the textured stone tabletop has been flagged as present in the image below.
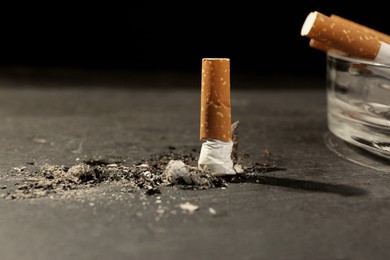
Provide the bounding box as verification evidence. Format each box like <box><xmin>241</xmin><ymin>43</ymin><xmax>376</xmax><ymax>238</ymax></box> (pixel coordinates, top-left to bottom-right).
<box><xmin>0</xmin><ymin>70</ymin><xmax>389</xmax><ymax>260</ymax></box>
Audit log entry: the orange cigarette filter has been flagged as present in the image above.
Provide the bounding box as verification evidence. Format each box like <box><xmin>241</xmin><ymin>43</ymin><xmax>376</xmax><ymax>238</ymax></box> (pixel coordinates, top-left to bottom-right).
<box><xmin>330</xmin><ymin>14</ymin><xmax>390</xmax><ymax>44</ymax></box>
<box><xmin>200</xmin><ymin>58</ymin><xmax>232</xmax><ymax>142</ymax></box>
<box><xmin>309</xmin><ymin>39</ymin><xmax>331</xmax><ymax>52</ymax></box>
<box><xmin>308</xmin><ymin>14</ymin><xmax>390</xmax><ymax>54</ymax></box>
<box><xmin>309</xmin><ymin>39</ymin><xmax>346</xmax><ymax>55</ymax></box>
<box><xmin>301</xmin><ymin>11</ymin><xmax>382</xmax><ymax>60</ymax></box>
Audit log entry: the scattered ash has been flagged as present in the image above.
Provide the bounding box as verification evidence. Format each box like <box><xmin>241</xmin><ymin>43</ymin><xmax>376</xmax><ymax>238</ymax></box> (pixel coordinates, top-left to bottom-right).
<box><xmin>0</xmin><ymin>152</ymin><xmax>220</xmax><ymax>200</ymax></box>
<box><xmin>0</xmin><ymin>149</ymin><xmax>285</xmax><ymax>200</ymax></box>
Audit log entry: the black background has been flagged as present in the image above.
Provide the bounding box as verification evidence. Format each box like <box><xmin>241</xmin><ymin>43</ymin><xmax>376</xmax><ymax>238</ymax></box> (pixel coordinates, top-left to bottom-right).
<box><xmin>0</xmin><ymin>1</ymin><xmax>388</xmax><ymax>78</ymax></box>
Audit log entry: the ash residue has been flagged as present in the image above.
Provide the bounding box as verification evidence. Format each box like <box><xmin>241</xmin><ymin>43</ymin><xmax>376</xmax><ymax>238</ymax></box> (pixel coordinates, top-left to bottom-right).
<box><xmin>1</xmin><ymin>152</ymin><xmax>229</xmax><ymax>200</ymax></box>
<box><xmin>1</xmin><ymin>145</ymin><xmax>285</xmax><ymax>200</ymax></box>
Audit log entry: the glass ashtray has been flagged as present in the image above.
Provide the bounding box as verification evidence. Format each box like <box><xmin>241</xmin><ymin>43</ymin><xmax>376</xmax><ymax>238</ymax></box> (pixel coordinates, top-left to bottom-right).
<box><xmin>326</xmin><ymin>51</ymin><xmax>390</xmax><ymax>161</ymax></box>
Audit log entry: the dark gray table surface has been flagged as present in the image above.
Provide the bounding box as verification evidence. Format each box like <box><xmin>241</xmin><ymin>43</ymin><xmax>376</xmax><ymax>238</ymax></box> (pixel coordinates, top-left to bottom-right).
<box><xmin>0</xmin><ymin>69</ymin><xmax>389</xmax><ymax>260</ymax></box>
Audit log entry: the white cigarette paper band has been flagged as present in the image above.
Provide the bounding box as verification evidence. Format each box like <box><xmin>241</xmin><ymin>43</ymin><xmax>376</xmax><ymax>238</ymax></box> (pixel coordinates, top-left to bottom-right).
<box><xmin>198</xmin><ymin>58</ymin><xmax>235</xmax><ymax>176</ymax></box>
<box><xmin>301</xmin><ymin>11</ymin><xmax>390</xmax><ymax>63</ymax></box>
<box><xmin>198</xmin><ymin>139</ymin><xmax>235</xmax><ymax>176</ymax></box>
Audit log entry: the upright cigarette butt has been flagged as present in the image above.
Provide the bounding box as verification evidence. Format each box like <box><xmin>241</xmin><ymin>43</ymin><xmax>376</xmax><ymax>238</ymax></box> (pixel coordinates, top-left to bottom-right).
<box><xmin>301</xmin><ymin>11</ymin><xmax>381</xmax><ymax>61</ymax></box>
<box><xmin>200</xmin><ymin>58</ymin><xmax>232</xmax><ymax>142</ymax></box>
<box><xmin>330</xmin><ymin>14</ymin><xmax>390</xmax><ymax>44</ymax></box>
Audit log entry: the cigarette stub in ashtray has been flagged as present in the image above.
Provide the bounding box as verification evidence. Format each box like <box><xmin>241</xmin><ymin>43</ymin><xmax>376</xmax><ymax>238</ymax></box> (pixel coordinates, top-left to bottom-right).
<box><xmin>198</xmin><ymin>58</ymin><xmax>235</xmax><ymax>176</ymax></box>
<box><xmin>308</xmin><ymin>14</ymin><xmax>390</xmax><ymax>54</ymax></box>
<box><xmin>330</xmin><ymin>14</ymin><xmax>390</xmax><ymax>44</ymax></box>
<box><xmin>301</xmin><ymin>11</ymin><xmax>390</xmax><ymax>63</ymax></box>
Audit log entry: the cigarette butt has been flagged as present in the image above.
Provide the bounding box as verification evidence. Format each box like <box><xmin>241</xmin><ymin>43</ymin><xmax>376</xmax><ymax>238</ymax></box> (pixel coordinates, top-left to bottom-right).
<box><xmin>308</xmin><ymin>14</ymin><xmax>390</xmax><ymax>54</ymax></box>
<box><xmin>309</xmin><ymin>39</ymin><xmax>346</xmax><ymax>56</ymax></box>
<box><xmin>200</xmin><ymin>58</ymin><xmax>232</xmax><ymax>142</ymax></box>
<box><xmin>309</xmin><ymin>39</ymin><xmax>331</xmax><ymax>52</ymax></box>
<box><xmin>330</xmin><ymin>14</ymin><xmax>390</xmax><ymax>44</ymax></box>
<box><xmin>301</xmin><ymin>11</ymin><xmax>387</xmax><ymax>61</ymax></box>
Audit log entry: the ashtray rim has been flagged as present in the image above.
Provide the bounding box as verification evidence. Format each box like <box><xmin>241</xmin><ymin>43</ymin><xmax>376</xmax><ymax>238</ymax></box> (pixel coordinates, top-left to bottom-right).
<box><xmin>327</xmin><ymin>50</ymin><xmax>390</xmax><ymax>68</ymax></box>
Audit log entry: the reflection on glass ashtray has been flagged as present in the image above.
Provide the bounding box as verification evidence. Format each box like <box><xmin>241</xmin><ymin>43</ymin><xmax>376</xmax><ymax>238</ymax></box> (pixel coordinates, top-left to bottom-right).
<box><xmin>324</xmin><ymin>131</ymin><xmax>390</xmax><ymax>172</ymax></box>
<box><xmin>326</xmin><ymin>51</ymin><xmax>390</xmax><ymax>163</ymax></box>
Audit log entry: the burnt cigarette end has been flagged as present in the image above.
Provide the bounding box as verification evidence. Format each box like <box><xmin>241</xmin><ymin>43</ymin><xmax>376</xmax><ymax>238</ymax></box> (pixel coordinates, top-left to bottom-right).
<box><xmin>200</xmin><ymin>58</ymin><xmax>232</xmax><ymax>142</ymax></box>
